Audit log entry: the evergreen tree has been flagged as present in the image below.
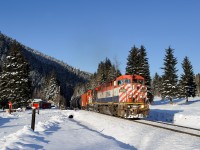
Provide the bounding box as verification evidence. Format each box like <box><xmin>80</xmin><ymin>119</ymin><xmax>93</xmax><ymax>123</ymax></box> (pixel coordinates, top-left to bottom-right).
<box><xmin>126</xmin><ymin>46</ymin><xmax>139</xmax><ymax>75</ymax></box>
<box><xmin>195</xmin><ymin>74</ymin><xmax>200</xmax><ymax>96</ymax></box>
<box><xmin>113</xmin><ymin>56</ymin><xmax>121</xmax><ymax>76</ymax></box>
<box><xmin>126</xmin><ymin>45</ymin><xmax>151</xmax><ymax>84</ymax></box>
<box><xmin>138</xmin><ymin>46</ymin><xmax>153</xmax><ymax>102</ymax></box>
<box><xmin>96</xmin><ymin>61</ymin><xmax>106</xmax><ymax>85</ymax></box>
<box><xmin>104</xmin><ymin>58</ymin><xmax>112</xmax><ymax>83</ymax></box>
<box><xmin>43</xmin><ymin>70</ymin><xmax>60</xmax><ymax>106</ymax></box>
<box><xmin>160</xmin><ymin>47</ymin><xmax>178</xmax><ymax>103</ymax></box>
<box><xmin>179</xmin><ymin>56</ymin><xmax>196</xmax><ymax>102</ymax></box>
<box><xmin>152</xmin><ymin>73</ymin><xmax>162</xmax><ymax>97</ymax></box>
<box><xmin>126</xmin><ymin>45</ymin><xmax>152</xmax><ymax>102</ymax></box>
<box><xmin>138</xmin><ymin>45</ymin><xmax>151</xmax><ymax>86</ymax></box>
<box><xmin>88</xmin><ymin>73</ymin><xmax>97</xmax><ymax>89</ymax></box>
<box><xmin>96</xmin><ymin>58</ymin><xmax>121</xmax><ymax>85</ymax></box>
<box><xmin>0</xmin><ymin>41</ymin><xmax>31</xmax><ymax>107</ymax></box>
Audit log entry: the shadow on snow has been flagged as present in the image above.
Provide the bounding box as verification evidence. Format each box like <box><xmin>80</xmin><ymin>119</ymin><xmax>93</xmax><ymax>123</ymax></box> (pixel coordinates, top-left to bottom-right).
<box><xmin>146</xmin><ymin>109</ymin><xmax>183</xmax><ymax>123</ymax></box>
<box><xmin>69</xmin><ymin>119</ymin><xmax>136</xmax><ymax>150</ymax></box>
<box><xmin>151</xmin><ymin>98</ymin><xmax>185</xmax><ymax>106</ymax></box>
<box><xmin>0</xmin><ymin>117</ymin><xmax>15</xmax><ymax>126</ymax></box>
<box><xmin>179</xmin><ymin>99</ymin><xmax>200</xmax><ymax>105</ymax></box>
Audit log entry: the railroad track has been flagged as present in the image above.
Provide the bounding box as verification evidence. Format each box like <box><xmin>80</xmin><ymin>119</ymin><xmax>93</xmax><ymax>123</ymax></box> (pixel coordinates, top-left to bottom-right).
<box><xmin>132</xmin><ymin>119</ymin><xmax>200</xmax><ymax>138</ymax></box>
<box><xmin>84</xmin><ymin>110</ymin><xmax>200</xmax><ymax>137</ymax></box>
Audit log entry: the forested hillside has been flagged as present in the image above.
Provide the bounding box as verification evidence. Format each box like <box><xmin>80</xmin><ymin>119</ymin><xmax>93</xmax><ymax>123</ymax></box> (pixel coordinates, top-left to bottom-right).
<box><xmin>0</xmin><ymin>33</ymin><xmax>91</xmax><ymax>107</ymax></box>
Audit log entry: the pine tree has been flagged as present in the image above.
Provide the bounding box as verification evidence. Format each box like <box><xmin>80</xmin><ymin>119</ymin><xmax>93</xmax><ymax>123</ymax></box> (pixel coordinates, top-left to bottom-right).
<box><xmin>126</xmin><ymin>45</ymin><xmax>151</xmax><ymax>83</ymax></box>
<box><xmin>161</xmin><ymin>47</ymin><xmax>178</xmax><ymax>103</ymax></box>
<box><xmin>96</xmin><ymin>61</ymin><xmax>106</xmax><ymax>85</ymax></box>
<box><xmin>126</xmin><ymin>45</ymin><xmax>152</xmax><ymax>102</ymax></box>
<box><xmin>95</xmin><ymin>58</ymin><xmax>121</xmax><ymax>85</ymax></box>
<box><xmin>138</xmin><ymin>46</ymin><xmax>153</xmax><ymax>102</ymax></box>
<box><xmin>104</xmin><ymin>58</ymin><xmax>112</xmax><ymax>83</ymax></box>
<box><xmin>0</xmin><ymin>41</ymin><xmax>31</xmax><ymax>107</ymax></box>
<box><xmin>152</xmin><ymin>73</ymin><xmax>162</xmax><ymax>97</ymax></box>
<box><xmin>138</xmin><ymin>45</ymin><xmax>151</xmax><ymax>86</ymax></box>
<box><xmin>113</xmin><ymin>56</ymin><xmax>121</xmax><ymax>77</ymax></box>
<box><xmin>43</xmin><ymin>70</ymin><xmax>60</xmax><ymax>106</ymax></box>
<box><xmin>126</xmin><ymin>46</ymin><xmax>139</xmax><ymax>75</ymax></box>
<box><xmin>179</xmin><ymin>56</ymin><xmax>196</xmax><ymax>102</ymax></box>
<box><xmin>195</xmin><ymin>74</ymin><xmax>200</xmax><ymax>96</ymax></box>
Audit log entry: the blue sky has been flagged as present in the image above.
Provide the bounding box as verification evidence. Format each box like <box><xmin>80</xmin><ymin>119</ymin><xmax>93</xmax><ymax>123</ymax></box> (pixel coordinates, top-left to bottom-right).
<box><xmin>0</xmin><ymin>0</ymin><xmax>200</xmax><ymax>77</ymax></box>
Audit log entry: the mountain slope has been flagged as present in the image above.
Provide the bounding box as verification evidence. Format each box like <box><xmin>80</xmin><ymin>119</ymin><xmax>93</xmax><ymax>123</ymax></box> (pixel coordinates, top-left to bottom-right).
<box><xmin>0</xmin><ymin>33</ymin><xmax>91</xmax><ymax>106</ymax></box>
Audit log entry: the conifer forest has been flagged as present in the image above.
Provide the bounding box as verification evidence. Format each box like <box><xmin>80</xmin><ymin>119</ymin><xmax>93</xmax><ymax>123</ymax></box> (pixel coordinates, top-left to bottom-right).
<box><xmin>0</xmin><ymin>32</ymin><xmax>199</xmax><ymax>109</ymax></box>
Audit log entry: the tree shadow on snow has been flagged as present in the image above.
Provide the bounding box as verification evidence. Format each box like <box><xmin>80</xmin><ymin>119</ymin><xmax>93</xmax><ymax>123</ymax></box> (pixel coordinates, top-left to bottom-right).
<box><xmin>14</xmin><ymin>135</ymin><xmax>49</xmax><ymax>150</ymax></box>
<box><xmin>151</xmin><ymin>98</ymin><xmax>185</xmax><ymax>106</ymax></box>
<box><xmin>40</xmin><ymin>123</ymin><xmax>61</xmax><ymax>136</ymax></box>
<box><xmin>69</xmin><ymin>119</ymin><xmax>136</xmax><ymax>150</ymax></box>
<box><xmin>3</xmin><ymin>134</ymin><xmax>49</xmax><ymax>150</ymax></box>
<box><xmin>146</xmin><ymin>109</ymin><xmax>183</xmax><ymax>123</ymax></box>
<box><xmin>179</xmin><ymin>99</ymin><xmax>200</xmax><ymax>105</ymax></box>
<box><xmin>0</xmin><ymin>117</ymin><xmax>15</xmax><ymax>126</ymax></box>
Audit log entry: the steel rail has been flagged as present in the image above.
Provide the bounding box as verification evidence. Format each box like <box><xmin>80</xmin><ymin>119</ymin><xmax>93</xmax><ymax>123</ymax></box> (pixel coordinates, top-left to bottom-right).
<box><xmin>144</xmin><ymin>119</ymin><xmax>200</xmax><ymax>131</ymax></box>
<box><xmin>84</xmin><ymin>110</ymin><xmax>200</xmax><ymax>138</ymax></box>
<box><xmin>132</xmin><ymin>119</ymin><xmax>200</xmax><ymax>138</ymax></box>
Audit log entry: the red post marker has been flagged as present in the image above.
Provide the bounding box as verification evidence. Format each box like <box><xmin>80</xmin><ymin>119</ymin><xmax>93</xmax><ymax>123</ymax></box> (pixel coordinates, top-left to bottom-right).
<box><xmin>9</xmin><ymin>102</ymin><xmax>12</xmax><ymax>114</ymax></box>
<box><xmin>9</xmin><ymin>102</ymin><xmax>12</xmax><ymax>109</ymax></box>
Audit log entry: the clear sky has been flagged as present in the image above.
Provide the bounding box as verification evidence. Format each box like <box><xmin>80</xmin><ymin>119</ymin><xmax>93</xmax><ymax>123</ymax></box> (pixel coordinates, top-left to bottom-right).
<box><xmin>0</xmin><ymin>0</ymin><xmax>200</xmax><ymax>77</ymax></box>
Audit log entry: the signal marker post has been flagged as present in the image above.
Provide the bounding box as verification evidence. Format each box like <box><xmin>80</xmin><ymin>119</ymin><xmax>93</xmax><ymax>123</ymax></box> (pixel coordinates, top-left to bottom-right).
<box><xmin>8</xmin><ymin>102</ymin><xmax>12</xmax><ymax>114</ymax></box>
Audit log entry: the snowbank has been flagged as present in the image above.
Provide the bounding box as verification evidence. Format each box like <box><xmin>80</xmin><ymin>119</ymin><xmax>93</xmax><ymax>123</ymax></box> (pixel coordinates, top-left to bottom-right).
<box><xmin>148</xmin><ymin>97</ymin><xmax>200</xmax><ymax>129</ymax></box>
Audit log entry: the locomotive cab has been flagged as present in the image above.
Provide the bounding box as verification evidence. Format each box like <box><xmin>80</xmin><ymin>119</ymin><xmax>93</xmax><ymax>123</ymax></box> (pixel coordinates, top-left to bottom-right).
<box><xmin>116</xmin><ymin>75</ymin><xmax>149</xmax><ymax>118</ymax></box>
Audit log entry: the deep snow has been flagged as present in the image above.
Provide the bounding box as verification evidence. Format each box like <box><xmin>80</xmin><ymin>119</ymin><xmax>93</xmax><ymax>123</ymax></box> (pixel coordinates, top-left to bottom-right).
<box><xmin>0</xmin><ymin>97</ymin><xmax>200</xmax><ymax>150</ymax></box>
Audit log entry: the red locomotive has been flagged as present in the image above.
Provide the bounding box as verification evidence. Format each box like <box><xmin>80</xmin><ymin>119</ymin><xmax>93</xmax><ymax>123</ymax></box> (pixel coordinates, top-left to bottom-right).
<box><xmin>79</xmin><ymin>74</ymin><xmax>149</xmax><ymax>118</ymax></box>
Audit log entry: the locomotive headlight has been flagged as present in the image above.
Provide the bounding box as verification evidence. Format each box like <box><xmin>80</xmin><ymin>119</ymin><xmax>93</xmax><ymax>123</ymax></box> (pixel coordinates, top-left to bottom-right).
<box><xmin>140</xmin><ymin>105</ymin><xmax>145</xmax><ymax>109</ymax></box>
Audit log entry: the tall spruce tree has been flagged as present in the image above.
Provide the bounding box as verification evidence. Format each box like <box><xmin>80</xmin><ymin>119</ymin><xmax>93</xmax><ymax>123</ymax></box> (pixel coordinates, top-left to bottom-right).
<box><xmin>104</xmin><ymin>58</ymin><xmax>112</xmax><ymax>83</ymax></box>
<box><xmin>161</xmin><ymin>47</ymin><xmax>178</xmax><ymax>103</ymax></box>
<box><xmin>43</xmin><ymin>70</ymin><xmax>60</xmax><ymax>105</ymax></box>
<box><xmin>96</xmin><ymin>61</ymin><xmax>106</xmax><ymax>85</ymax></box>
<box><xmin>96</xmin><ymin>58</ymin><xmax>121</xmax><ymax>85</ymax></box>
<box><xmin>195</xmin><ymin>74</ymin><xmax>200</xmax><ymax>96</ymax></box>
<box><xmin>139</xmin><ymin>46</ymin><xmax>151</xmax><ymax>83</ymax></box>
<box><xmin>126</xmin><ymin>45</ymin><xmax>153</xmax><ymax>102</ymax></box>
<box><xmin>126</xmin><ymin>45</ymin><xmax>151</xmax><ymax>83</ymax></box>
<box><xmin>152</xmin><ymin>72</ymin><xmax>162</xmax><ymax>97</ymax></box>
<box><xmin>138</xmin><ymin>45</ymin><xmax>153</xmax><ymax>102</ymax></box>
<box><xmin>179</xmin><ymin>56</ymin><xmax>196</xmax><ymax>102</ymax></box>
<box><xmin>126</xmin><ymin>46</ymin><xmax>139</xmax><ymax>75</ymax></box>
<box><xmin>0</xmin><ymin>41</ymin><xmax>31</xmax><ymax>107</ymax></box>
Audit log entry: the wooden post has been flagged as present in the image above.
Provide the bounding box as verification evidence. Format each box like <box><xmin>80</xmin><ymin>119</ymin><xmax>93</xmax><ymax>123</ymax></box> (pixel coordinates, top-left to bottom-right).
<box><xmin>31</xmin><ymin>107</ymin><xmax>36</xmax><ymax>131</ymax></box>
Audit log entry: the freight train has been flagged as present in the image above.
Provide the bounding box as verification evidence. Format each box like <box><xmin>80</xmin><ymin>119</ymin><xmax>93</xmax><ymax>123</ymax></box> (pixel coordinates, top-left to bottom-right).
<box><xmin>71</xmin><ymin>75</ymin><xmax>149</xmax><ymax>118</ymax></box>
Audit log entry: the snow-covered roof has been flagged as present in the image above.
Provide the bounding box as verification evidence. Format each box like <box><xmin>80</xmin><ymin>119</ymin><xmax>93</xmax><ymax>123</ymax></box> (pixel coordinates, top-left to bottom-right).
<box><xmin>32</xmin><ymin>99</ymin><xmax>42</xmax><ymax>102</ymax></box>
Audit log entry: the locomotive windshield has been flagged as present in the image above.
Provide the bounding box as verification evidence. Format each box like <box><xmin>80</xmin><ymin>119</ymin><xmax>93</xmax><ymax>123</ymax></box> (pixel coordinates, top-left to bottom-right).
<box><xmin>118</xmin><ymin>79</ymin><xmax>131</xmax><ymax>86</ymax></box>
<box><xmin>133</xmin><ymin>79</ymin><xmax>144</xmax><ymax>85</ymax></box>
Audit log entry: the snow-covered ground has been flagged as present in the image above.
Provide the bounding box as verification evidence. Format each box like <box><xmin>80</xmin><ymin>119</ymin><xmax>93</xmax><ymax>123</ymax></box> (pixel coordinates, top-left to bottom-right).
<box><xmin>0</xmin><ymin>97</ymin><xmax>200</xmax><ymax>150</ymax></box>
<box><xmin>148</xmin><ymin>97</ymin><xmax>200</xmax><ymax>129</ymax></box>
